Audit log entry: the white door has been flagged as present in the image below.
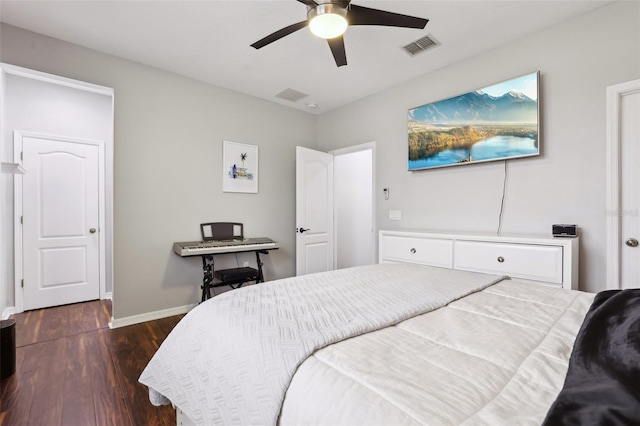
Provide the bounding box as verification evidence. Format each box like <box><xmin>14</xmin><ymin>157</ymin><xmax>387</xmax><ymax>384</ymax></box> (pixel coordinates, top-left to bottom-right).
<box><xmin>607</xmin><ymin>79</ymin><xmax>640</xmax><ymax>290</ymax></box>
<box><xmin>296</xmin><ymin>146</ymin><xmax>334</xmax><ymax>275</ymax></box>
<box><xmin>21</xmin><ymin>135</ymin><xmax>101</xmax><ymax>310</ymax></box>
<box><xmin>619</xmin><ymin>85</ymin><xmax>640</xmax><ymax>289</ymax></box>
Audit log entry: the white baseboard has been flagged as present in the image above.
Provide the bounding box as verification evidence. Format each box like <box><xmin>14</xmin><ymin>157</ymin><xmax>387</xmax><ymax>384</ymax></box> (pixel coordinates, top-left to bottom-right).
<box><xmin>102</xmin><ymin>292</ymin><xmax>112</xmax><ymax>300</ymax></box>
<box><xmin>108</xmin><ymin>303</ymin><xmax>195</xmax><ymax>329</ymax></box>
<box><xmin>2</xmin><ymin>306</ymin><xmax>16</xmax><ymax>320</ymax></box>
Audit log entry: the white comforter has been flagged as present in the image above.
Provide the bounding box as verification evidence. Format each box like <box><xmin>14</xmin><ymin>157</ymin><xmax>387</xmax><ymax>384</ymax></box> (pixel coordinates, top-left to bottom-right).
<box><xmin>280</xmin><ymin>278</ymin><xmax>595</xmax><ymax>425</ymax></box>
<box><xmin>139</xmin><ymin>264</ymin><xmax>504</xmax><ymax>425</ymax></box>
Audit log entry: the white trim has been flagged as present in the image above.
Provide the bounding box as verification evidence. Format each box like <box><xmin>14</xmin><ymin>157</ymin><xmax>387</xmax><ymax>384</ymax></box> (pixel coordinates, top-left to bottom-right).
<box><xmin>2</xmin><ymin>307</ymin><xmax>16</xmax><ymax>320</ymax></box>
<box><xmin>109</xmin><ymin>303</ymin><xmax>196</xmax><ymax>329</ymax></box>
<box><xmin>330</xmin><ymin>141</ymin><xmax>376</xmax><ymax>157</ymax></box>
<box><xmin>103</xmin><ymin>291</ymin><xmax>112</xmax><ymax>300</ymax></box>
<box><xmin>13</xmin><ymin>132</ymin><xmax>24</xmax><ymax>313</ymax></box>
<box><xmin>0</xmin><ymin>62</ymin><xmax>113</xmax><ymax>96</ymax></box>
<box><xmin>13</xmin><ymin>130</ymin><xmax>107</xmax><ymax>313</ymax></box>
<box><xmin>1</xmin><ymin>67</ymin><xmax>7</xmax><ymax>319</ymax></box>
<box><xmin>606</xmin><ymin>79</ymin><xmax>640</xmax><ymax>290</ymax></box>
<box><xmin>108</xmin><ymin>91</ymin><xmax>115</xmax><ymax>308</ymax></box>
<box><xmin>13</xmin><ymin>136</ymin><xmax>23</xmax><ymax>313</ymax></box>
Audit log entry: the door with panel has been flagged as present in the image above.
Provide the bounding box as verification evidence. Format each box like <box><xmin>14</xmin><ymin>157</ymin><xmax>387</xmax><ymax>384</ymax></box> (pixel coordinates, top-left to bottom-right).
<box><xmin>20</xmin><ymin>135</ymin><xmax>101</xmax><ymax>310</ymax></box>
<box><xmin>295</xmin><ymin>146</ymin><xmax>334</xmax><ymax>276</ymax></box>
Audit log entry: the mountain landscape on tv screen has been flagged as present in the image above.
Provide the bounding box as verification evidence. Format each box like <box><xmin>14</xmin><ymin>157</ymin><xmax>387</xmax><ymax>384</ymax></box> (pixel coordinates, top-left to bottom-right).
<box><xmin>408</xmin><ymin>81</ymin><xmax>539</xmax><ymax>170</ymax></box>
<box><xmin>409</xmin><ymin>90</ymin><xmax>537</xmax><ymax>125</ymax></box>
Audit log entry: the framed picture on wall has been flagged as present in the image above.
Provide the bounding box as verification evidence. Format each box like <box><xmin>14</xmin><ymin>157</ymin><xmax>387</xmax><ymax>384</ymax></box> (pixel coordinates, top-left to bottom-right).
<box><xmin>222</xmin><ymin>140</ymin><xmax>259</xmax><ymax>193</ymax></box>
<box><xmin>408</xmin><ymin>71</ymin><xmax>540</xmax><ymax>170</ymax></box>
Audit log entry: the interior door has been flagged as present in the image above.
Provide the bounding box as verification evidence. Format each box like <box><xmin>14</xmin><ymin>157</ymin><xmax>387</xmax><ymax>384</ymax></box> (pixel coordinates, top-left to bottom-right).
<box><xmin>21</xmin><ymin>135</ymin><xmax>100</xmax><ymax>310</ymax></box>
<box><xmin>296</xmin><ymin>146</ymin><xmax>334</xmax><ymax>275</ymax></box>
<box><xmin>619</xmin><ymin>85</ymin><xmax>640</xmax><ymax>289</ymax></box>
<box><xmin>607</xmin><ymin>79</ymin><xmax>640</xmax><ymax>290</ymax></box>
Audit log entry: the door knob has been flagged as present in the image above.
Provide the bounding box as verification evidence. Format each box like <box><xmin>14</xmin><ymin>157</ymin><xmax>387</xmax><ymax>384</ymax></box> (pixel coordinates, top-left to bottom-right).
<box><xmin>90</xmin><ymin>228</ymin><xmax>97</xmax><ymax>234</ymax></box>
<box><xmin>298</xmin><ymin>228</ymin><xmax>310</xmax><ymax>233</ymax></box>
<box><xmin>625</xmin><ymin>238</ymin><xmax>638</xmax><ymax>247</ymax></box>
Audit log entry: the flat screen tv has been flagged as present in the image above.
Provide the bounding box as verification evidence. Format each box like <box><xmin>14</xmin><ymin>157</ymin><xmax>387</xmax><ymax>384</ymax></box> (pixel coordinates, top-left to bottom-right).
<box><xmin>408</xmin><ymin>71</ymin><xmax>540</xmax><ymax>171</ymax></box>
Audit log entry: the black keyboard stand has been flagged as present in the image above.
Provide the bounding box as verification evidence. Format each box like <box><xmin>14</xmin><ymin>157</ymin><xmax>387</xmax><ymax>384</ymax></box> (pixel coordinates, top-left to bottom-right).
<box><xmin>199</xmin><ymin>249</ymin><xmax>273</xmax><ymax>302</ymax></box>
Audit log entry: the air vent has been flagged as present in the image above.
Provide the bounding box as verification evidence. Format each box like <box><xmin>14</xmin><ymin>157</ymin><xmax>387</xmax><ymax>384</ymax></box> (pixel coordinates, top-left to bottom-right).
<box><xmin>402</xmin><ymin>34</ymin><xmax>439</xmax><ymax>56</ymax></box>
<box><xmin>275</xmin><ymin>88</ymin><xmax>309</xmax><ymax>102</ymax></box>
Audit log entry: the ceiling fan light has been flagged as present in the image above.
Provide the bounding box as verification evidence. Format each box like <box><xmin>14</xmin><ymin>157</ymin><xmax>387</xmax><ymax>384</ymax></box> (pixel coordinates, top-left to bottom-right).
<box><xmin>308</xmin><ymin>4</ymin><xmax>348</xmax><ymax>39</ymax></box>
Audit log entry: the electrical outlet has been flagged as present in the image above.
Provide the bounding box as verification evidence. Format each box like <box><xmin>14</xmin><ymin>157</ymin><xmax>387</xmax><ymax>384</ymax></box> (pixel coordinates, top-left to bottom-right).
<box><xmin>243</xmin><ymin>261</ymin><xmax>250</xmax><ymax>267</ymax></box>
<box><xmin>389</xmin><ymin>210</ymin><xmax>402</xmax><ymax>220</ymax></box>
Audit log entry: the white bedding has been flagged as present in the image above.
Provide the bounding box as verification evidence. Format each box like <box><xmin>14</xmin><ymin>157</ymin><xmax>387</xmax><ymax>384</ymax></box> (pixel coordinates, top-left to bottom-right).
<box><xmin>279</xmin><ymin>278</ymin><xmax>595</xmax><ymax>425</ymax></box>
<box><xmin>139</xmin><ymin>264</ymin><xmax>505</xmax><ymax>425</ymax></box>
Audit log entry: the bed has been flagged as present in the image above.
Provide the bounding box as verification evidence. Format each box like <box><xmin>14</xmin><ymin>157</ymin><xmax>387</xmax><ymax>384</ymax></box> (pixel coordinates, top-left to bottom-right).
<box><xmin>139</xmin><ymin>231</ymin><xmax>639</xmax><ymax>425</ymax></box>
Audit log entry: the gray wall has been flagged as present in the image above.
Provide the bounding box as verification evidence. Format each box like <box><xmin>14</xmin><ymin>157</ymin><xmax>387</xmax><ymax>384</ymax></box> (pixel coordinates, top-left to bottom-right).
<box><xmin>316</xmin><ymin>1</ymin><xmax>640</xmax><ymax>293</ymax></box>
<box><xmin>0</xmin><ymin>24</ymin><xmax>317</xmax><ymax>319</ymax></box>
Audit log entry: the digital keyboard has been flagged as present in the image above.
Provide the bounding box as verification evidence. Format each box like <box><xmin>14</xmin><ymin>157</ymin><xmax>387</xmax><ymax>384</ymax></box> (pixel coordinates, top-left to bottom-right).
<box><xmin>173</xmin><ymin>237</ymin><xmax>279</xmax><ymax>257</ymax></box>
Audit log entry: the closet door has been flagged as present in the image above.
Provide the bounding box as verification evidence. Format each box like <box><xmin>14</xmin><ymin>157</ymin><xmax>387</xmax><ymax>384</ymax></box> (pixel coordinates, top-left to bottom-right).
<box><xmin>21</xmin><ymin>135</ymin><xmax>101</xmax><ymax>310</ymax></box>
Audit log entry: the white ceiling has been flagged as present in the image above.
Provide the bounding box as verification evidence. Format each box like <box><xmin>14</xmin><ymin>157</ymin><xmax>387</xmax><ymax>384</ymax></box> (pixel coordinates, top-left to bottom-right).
<box><xmin>0</xmin><ymin>0</ymin><xmax>612</xmax><ymax>114</ymax></box>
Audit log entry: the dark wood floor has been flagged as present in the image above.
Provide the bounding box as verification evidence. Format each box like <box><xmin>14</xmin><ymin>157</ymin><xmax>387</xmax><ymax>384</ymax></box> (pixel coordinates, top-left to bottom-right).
<box><xmin>0</xmin><ymin>300</ymin><xmax>183</xmax><ymax>426</ymax></box>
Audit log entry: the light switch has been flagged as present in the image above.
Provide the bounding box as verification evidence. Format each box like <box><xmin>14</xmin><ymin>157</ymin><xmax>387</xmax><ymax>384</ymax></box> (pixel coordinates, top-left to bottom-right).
<box><xmin>389</xmin><ymin>210</ymin><xmax>402</xmax><ymax>220</ymax></box>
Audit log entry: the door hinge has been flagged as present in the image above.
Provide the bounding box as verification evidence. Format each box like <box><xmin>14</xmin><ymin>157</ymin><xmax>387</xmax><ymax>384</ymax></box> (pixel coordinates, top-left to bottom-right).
<box><xmin>20</xmin><ymin>216</ymin><xmax>23</xmax><ymax>225</ymax></box>
<box><xmin>20</xmin><ymin>151</ymin><xmax>23</xmax><ymax>161</ymax></box>
<box><xmin>21</xmin><ymin>279</ymin><xmax>24</xmax><ymax>288</ymax></box>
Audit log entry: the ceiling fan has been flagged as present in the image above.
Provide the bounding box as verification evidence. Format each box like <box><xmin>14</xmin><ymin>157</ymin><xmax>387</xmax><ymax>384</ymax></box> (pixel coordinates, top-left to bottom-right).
<box><xmin>250</xmin><ymin>0</ymin><xmax>428</xmax><ymax>67</ymax></box>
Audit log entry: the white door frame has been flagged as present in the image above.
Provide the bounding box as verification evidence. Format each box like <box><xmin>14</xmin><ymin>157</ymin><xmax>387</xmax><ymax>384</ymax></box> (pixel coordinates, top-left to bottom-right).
<box><xmin>606</xmin><ymin>78</ymin><xmax>640</xmax><ymax>290</ymax></box>
<box><xmin>1</xmin><ymin>63</ymin><xmax>113</xmax><ymax>316</ymax></box>
<box><xmin>330</xmin><ymin>141</ymin><xmax>377</xmax><ymax>267</ymax></box>
<box><xmin>13</xmin><ymin>130</ymin><xmax>107</xmax><ymax>313</ymax></box>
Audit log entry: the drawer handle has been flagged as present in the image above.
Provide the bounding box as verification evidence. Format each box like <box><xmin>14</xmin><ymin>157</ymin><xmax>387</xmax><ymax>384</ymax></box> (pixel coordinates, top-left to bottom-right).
<box><xmin>410</xmin><ymin>248</ymin><xmax>417</xmax><ymax>254</ymax></box>
<box><xmin>497</xmin><ymin>256</ymin><xmax>505</xmax><ymax>263</ymax></box>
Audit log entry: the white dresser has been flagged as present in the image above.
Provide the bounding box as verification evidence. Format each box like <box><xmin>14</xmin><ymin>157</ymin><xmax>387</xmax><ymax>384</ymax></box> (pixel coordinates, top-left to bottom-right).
<box><xmin>379</xmin><ymin>230</ymin><xmax>579</xmax><ymax>290</ymax></box>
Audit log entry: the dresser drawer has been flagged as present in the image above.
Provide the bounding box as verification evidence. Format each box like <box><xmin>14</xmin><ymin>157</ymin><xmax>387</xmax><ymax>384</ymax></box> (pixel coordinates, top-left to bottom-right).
<box><xmin>380</xmin><ymin>235</ymin><xmax>453</xmax><ymax>268</ymax></box>
<box><xmin>454</xmin><ymin>241</ymin><xmax>563</xmax><ymax>284</ymax></box>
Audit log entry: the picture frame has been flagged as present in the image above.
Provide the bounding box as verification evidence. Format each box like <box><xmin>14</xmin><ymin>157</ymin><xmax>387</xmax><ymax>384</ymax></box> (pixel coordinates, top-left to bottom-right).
<box><xmin>222</xmin><ymin>140</ymin><xmax>258</xmax><ymax>193</ymax></box>
<box><xmin>408</xmin><ymin>71</ymin><xmax>540</xmax><ymax>170</ymax></box>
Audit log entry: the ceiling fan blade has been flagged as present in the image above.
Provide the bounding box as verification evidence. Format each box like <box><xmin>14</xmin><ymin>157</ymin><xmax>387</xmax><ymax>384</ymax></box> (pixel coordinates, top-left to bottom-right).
<box><xmin>250</xmin><ymin>21</ymin><xmax>308</xmax><ymax>49</ymax></box>
<box><xmin>327</xmin><ymin>36</ymin><xmax>347</xmax><ymax>67</ymax></box>
<box><xmin>296</xmin><ymin>0</ymin><xmax>318</xmax><ymax>6</ymax></box>
<box><xmin>347</xmin><ymin>4</ymin><xmax>428</xmax><ymax>29</ymax></box>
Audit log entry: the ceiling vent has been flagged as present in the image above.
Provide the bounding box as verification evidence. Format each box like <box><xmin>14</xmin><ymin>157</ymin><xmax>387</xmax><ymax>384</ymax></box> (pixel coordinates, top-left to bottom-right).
<box><xmin>275</xmin><ymin>88</ymin><xmax>309</xmax><ymax>102</ymax></box>
<box><xmin>402</xmin><ymin>34</ymin><xmax>439</xmax><ymax>56</ymax></box>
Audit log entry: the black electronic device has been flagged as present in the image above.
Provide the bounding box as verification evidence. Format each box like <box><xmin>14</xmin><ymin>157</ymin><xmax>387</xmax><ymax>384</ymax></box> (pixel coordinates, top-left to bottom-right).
<box><xmin>552</xmin><ymin>224</ymin><xmax>578</xmax><ymax>238</ymax></box>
